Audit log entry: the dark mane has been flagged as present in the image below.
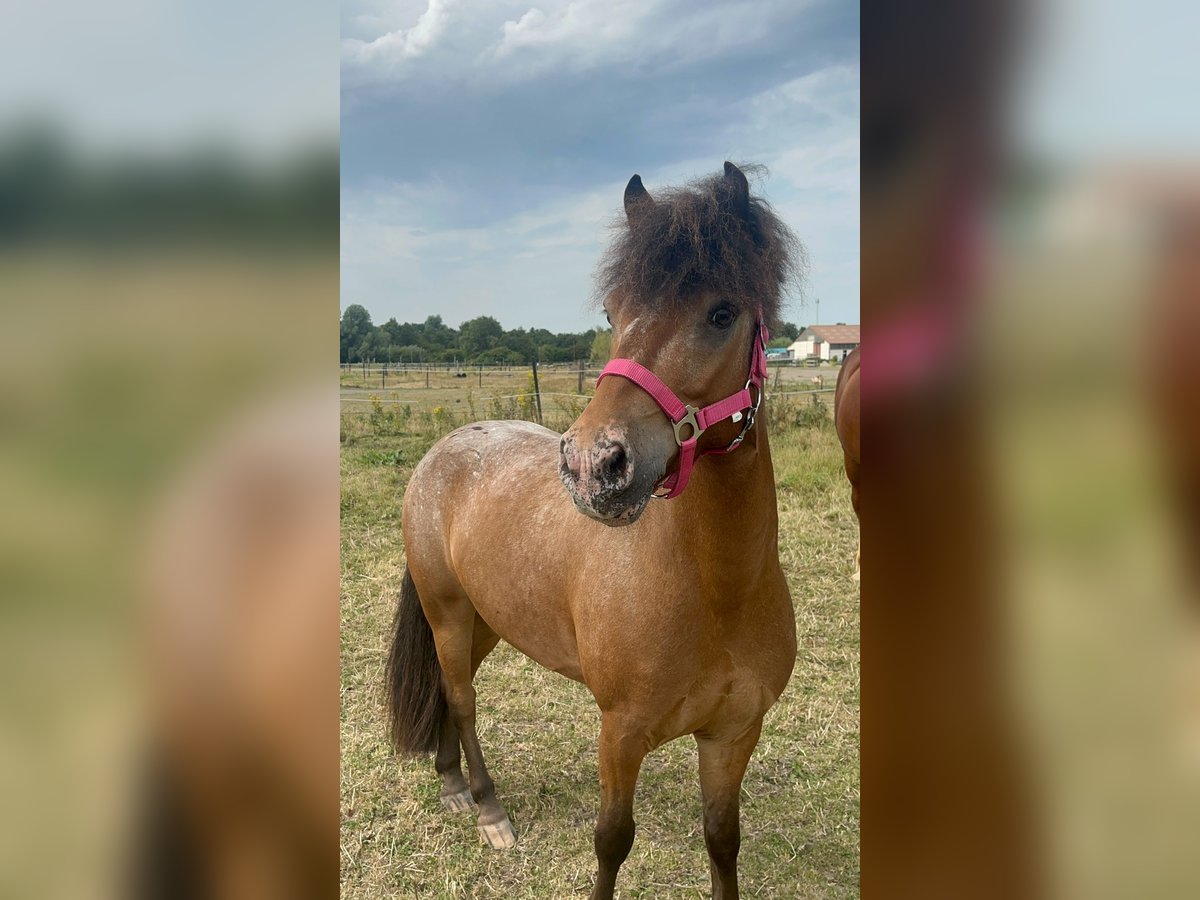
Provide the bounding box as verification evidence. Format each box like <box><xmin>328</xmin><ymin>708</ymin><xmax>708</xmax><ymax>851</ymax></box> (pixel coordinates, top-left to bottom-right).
<box><xmin>594</xmin><ymin>163</ymin><xmax>805</xmax><ymax>325</ymax></box>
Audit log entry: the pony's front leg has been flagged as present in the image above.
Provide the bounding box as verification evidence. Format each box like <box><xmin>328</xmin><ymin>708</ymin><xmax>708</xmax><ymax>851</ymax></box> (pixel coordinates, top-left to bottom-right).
<box><xmin>590</xmin><ymin>715</ymin><xmax>648</xmax><ymax>900</ymax></box>
<box><xmin>695</xmin><ymin>719</ymin><xmax>764</xmax><ymax>900</ymax></box>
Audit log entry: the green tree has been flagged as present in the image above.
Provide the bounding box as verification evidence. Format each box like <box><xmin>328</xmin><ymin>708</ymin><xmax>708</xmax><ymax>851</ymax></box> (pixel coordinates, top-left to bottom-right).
<box><xmin>368</xmin><ymin>328</ymin><xmax>392</xmax><ymax>362</ymax></box>
<box><xmin>589</xmin><ymin>328</ymin><xmax>612</xmax><ymax>364</ymax></box>
<box><xmin>420</xmin><ymin>315</ymin><xmax>455</xmax><ymax>352</ymax></box>
<box><xmin>500</xmin><ymin>327</ymin><xmax>534</xmax><ymax>363</ymax></box>
<box><xmin>340</xmin><ymin>304</ymin><xmax>373</xmax><ymax>362</ymax></box>
<box><xmin>381</xmin><ymin>317</ymin><xmax>417</xmax><ymax>349</ymax></box>
<box><xmin>459</xmin><ymin>316</ymin><xmax>504</xmax><ymax>358</ymax></box>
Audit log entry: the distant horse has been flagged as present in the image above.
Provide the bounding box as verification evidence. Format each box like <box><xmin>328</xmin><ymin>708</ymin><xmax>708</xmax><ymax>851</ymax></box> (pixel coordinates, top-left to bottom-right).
<box><xmin>386</xmin><ymin>162</ymin><xmax>802</xmax><ymax>899</ymax></box>
<box><xmin>834</xmin><ymin>346</ymin><xmax>860</xmax><ymax>579</ymax></box>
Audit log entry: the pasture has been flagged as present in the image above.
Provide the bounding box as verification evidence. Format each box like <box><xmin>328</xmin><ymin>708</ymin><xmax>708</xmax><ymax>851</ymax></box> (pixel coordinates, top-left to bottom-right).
<box><xmin>340</xmin><ymin>361</ymin><xmax>841</xmax><ymax>418</ymax></box>
<box><xmin>340</xmin><ymin>392</ymin><xmax>859</xmax><ymax>897</ymax></box>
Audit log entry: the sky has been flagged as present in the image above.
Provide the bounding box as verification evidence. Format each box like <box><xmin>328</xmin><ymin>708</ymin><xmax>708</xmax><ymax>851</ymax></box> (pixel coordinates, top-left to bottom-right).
<box><xmin>2</xmin><ymin>0</ymin><xmax>338</xmax><ymax>158</ymax></box>
<box><xmin>340</xmin><ymin>0</ymin><xmax>860</xmax><ymax>334</ymax></box>
<box><xmin>1012</xmin><ymin>0</ymin><xmax>1200</xmax><ymax>164</ymax></box>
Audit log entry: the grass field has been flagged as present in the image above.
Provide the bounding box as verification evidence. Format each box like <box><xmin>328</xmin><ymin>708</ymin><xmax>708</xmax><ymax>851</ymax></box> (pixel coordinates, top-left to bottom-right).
<box><xmin>340</xmin><ymin>394</ymin><xmax>859</xmax><ymax>898</ymax></box>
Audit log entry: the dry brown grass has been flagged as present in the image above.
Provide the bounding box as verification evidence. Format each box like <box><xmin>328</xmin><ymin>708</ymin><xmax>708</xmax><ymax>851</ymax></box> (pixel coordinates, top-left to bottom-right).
<box><xmin>340</xmin><ymin>401</ymin><xmax>858</xmax><ymax>898</ymax></box>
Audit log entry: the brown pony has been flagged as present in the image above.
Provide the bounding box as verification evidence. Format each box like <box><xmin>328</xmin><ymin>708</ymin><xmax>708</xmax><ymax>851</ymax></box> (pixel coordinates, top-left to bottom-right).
<box><xmin>834</xmin><ymin>346</ymin><xmax>861</xmax><ymax>578</ymax></box>
<box><xmin>386</xmin><ymin>162</ymin><xmax>803</xmax><ymax>899</ymax></box>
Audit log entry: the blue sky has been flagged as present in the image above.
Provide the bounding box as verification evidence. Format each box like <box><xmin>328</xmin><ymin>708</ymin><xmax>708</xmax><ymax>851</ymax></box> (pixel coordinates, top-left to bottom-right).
<box><xmin>341</xmin><ymin>0</ymin><xmax>860</xmax><ymax>333</ymax></box>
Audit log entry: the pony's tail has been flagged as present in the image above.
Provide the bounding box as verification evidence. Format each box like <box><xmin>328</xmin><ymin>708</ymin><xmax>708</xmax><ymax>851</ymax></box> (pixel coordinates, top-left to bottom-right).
<box><xmin>385</xmin><ymin>569</ymin><xmax>447</xmax><ymax>754</ymax></box>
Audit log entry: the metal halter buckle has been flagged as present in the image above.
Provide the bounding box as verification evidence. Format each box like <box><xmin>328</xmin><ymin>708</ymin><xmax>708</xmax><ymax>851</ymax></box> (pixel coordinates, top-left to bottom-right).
<box><xmin>672</xmin><ymin>405</ymin><xmax>704</xmax><ymax>445</ymax></box>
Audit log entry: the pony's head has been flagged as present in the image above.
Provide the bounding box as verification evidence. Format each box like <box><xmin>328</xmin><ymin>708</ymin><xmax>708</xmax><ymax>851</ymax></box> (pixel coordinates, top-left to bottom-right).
<box><xmin>560</xmin><ymin>162</ymin><xmax>802</xmax><ymax>524</ymax></box>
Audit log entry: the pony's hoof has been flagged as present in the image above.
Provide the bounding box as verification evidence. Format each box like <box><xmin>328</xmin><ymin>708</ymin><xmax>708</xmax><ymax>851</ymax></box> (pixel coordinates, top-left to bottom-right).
<box><xmin>440</xmin><ymin>790</ymin><xmax>476</xmax><ymax>812</ymax></box>
<box><xmin>477</xmin><ymin>817</ymin><xmax>518</xmax><ymax>850</ymax></box>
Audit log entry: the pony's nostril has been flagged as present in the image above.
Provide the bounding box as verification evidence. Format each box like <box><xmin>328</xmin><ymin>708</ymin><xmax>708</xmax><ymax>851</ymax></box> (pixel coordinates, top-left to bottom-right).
<box><xmin>597</xmin><ymin>442</ymin><xmax>629</xmax><ymax>483</ymax></box>
<box><xmin>610</xmin><ymin>444</ymin><xmax>627</xmax><ymax>475</ymax></box>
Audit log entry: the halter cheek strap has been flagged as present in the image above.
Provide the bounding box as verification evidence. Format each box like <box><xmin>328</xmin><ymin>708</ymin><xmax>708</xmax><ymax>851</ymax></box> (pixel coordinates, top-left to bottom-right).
<box><xmin>596</xmin><ymin>314</ymin><xmax>770</xmax><ymax>499</ymax></box>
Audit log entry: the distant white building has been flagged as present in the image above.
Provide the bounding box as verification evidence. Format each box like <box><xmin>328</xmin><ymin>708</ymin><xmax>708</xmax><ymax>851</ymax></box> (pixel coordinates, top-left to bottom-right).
<box><xmin>787</xmin><ymin>324</ymin><xmax>860</xmax><ymax>362</ymax></box>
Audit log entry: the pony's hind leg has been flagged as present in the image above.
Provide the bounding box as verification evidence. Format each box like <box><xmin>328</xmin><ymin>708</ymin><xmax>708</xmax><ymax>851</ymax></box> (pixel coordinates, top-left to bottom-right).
<box><xmin>448</xmin><ymin>683</ymin><xmax>516</xmax><ymax>849</ymax></box>
<box><xmin>433</xmin><ymin>609</ymin><xmax>514</xmax><ymax>848</ymax></box>
<box><xmin>435</xmin><ymin>715</ymin><xmax>474</xmax><ymax>812</ymax></box>
<box><xmin>434</xmin><ymin>615</ymin><xmax>499</xmax><ymax>814</ymax></box>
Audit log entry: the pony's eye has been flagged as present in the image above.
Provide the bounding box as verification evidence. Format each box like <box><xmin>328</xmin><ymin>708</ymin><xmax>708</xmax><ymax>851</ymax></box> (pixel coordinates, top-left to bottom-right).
<box><xmin>708</xmin><ymin>306</ymin><xmax>736</xmax><ymax>330</ymax></box>
<box><xmin>605</xmin><ymin>311</ymin><xmax>612</xmax><ymax>326</ymax></box>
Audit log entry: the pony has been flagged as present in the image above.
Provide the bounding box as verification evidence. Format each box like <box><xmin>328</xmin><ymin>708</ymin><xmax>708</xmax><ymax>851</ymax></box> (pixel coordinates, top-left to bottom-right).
<box><xmin>834</xmin><ymin>346</ymin><xmax>861</xmax><ymax>579</ymax></box>
<box><xmin>386</xmin><ymin>162</ymin><xmax>802</xmax><ymax>899</ymax></box>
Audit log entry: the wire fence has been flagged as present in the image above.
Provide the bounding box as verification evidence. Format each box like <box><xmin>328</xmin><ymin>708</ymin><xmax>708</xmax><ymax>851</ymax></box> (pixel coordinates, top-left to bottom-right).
<box><xmin>338</xmin><ymin>359</ymin><xmax>844</xmax><ymax>439</ymax></box>
<box><xmin>340</xmin><ymin>388</ymin><xmax>836</xmax><ymax>401</ymax></box>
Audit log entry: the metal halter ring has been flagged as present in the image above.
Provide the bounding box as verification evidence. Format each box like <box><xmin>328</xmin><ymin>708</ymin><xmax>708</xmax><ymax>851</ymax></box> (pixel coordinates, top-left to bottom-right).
<box><xmin>672</xmin><ymin>405</ymin><xmax>704</xmax><ymax>445</ymax></box>
<box><xmin>723</xmin><ymin>380</ymin><xmax>762</xmax><ymax>451</ymax></box>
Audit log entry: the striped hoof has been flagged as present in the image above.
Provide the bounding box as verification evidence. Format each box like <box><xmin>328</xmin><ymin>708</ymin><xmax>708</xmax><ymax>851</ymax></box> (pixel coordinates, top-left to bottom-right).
<box><xmin>440</xmin><ymin>790</ymin><xmax>476</xmax><ymax>812</ymax></box>
<box><xmin>477</xmin><ymin>817</ymin><xmax>518</xmax><ymax>850</ymax></box>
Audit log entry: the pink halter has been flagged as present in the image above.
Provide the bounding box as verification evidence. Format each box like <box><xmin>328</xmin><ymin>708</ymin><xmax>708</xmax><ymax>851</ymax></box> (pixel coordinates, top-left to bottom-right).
<box><xmin>596</xmin><ymin>313</ymin><xmax>770</xmax><ymax>499</ymax></box>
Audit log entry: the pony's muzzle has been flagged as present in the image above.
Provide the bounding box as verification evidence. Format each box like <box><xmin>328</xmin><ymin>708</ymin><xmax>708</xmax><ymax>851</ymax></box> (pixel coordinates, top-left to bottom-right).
<box><xmin>559</xmin><ymin>431</ymin><xmax>633</xmax><ymax>493</ymax></box>
<box><xmin>559</xmin><ymin>428</ymin><xmax>643</xmax><ymax>522</ymax></box>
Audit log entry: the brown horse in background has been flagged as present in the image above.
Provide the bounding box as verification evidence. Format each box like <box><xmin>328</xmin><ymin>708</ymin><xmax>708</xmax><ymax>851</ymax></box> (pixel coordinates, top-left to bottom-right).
<box><xmin>386</xmin><ymin>163</ymin><xmax>802</xmax><ymax>899</ymax></box>
<box><xmin>835</xmin><ymin>346</ymin><xmax>861</xmax><ymax>578</ymax></box>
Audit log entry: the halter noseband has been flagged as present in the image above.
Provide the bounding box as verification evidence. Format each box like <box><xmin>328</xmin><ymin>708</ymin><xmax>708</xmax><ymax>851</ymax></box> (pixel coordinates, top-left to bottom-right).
<box><xmin>595</xmin><ymin>312</ymin><xmax>770</xmax><ymax>499</ymax></box>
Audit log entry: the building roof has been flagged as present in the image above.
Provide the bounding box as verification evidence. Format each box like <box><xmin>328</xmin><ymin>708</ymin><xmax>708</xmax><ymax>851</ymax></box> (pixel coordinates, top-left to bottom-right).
<box><xmin>799</xmin><ymin>324</ymin><xmax>860</xmax><ymax>345</ymax></box>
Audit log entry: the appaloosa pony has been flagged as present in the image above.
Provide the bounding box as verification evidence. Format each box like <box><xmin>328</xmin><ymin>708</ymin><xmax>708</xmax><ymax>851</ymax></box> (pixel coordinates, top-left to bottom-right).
<box><xmin>834</xmin><ymin>346</ymin><xmax>861</xmax><ymax>578</ymax></box>
<box><xmin>386</xmin><ymin>162</ymin><xmax>802</xmax><ymax>899</ymax></box>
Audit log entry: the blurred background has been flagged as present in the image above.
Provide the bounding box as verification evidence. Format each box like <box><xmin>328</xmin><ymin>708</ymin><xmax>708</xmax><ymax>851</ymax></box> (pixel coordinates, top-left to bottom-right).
<box><xmin>0</xmin><ymin>1</ymin><xmax>338</xmax><ymax>897</ymax></box>
<box><xmin>863</xmin><ymin>0</ymin><xmax>1200</xmax><ymax>897</ymax></box>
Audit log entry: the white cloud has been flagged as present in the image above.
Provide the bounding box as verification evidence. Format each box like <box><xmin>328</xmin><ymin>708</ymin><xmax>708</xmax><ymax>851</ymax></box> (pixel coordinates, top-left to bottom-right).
<box><xmin>342</xmin><ymin>0</ymin><xmax>821</xmax><ymax>92</ymax></box>
<box><xmin>494</xmin><ymin>1</ymin><xmax>650</xmax><ymax>61</ymax></box>
<box><xmin>343</xmin><ymin>0</ymin><xmax>458</xmax><ymax>64</ymax></box>
<box><xmin>746</xmin><ymin>65</ymin><xmax>857</xmax><ymax>128</ymax></box>
<box><xmin>746</xmin><ymin>66</ymin><xmax>860</xmax><ymax>197</ymax></box>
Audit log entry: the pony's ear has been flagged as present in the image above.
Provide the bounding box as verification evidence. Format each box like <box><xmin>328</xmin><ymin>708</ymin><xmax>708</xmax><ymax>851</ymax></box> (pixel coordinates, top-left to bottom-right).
<box><xmin>723</xmin><ymin>161</ymin><xmax>751</xmax><ymax>219</ymax></box>
<box><xmin>624</xmin><ymin>174</ymin><xmax>654</xmax><ymax>223</ymax></box>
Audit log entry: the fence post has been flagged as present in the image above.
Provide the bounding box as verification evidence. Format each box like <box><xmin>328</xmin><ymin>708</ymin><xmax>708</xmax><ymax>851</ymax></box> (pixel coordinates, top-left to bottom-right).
<box><xmin>578</xmin><ymin>358</ymin><xmax>584</xmax><ymax>394</ymax></box>
<box><xmin>531</xmin><ymin>361</ymin><xmax>543</xmax><ymax>425</ymax></box>
<box><xmin>478</xmin><ymin>364</ymin><xmax>483</xmax><ymax>388</ymax></box>
<box><xmin>425</xmin><ymin>367</ymin><xmax>430</xmax><ymax>390</ymax></box>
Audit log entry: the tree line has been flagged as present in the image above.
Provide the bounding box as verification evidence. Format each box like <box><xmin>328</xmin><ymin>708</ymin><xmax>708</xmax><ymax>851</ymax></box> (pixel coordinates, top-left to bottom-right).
<box><xmin>1</xmin><ymin>121</ymin><xmax>336</xmax><ymax>247</ymax></box>
<box><xmin>340</xmin><ymin>304</ymin><xmax>606</xmax><ymax>365</ymax></box>
<box><xmin>340</xmin><ymin>304</ymin><xmax>803</xmax><ymax>366</ymax></box>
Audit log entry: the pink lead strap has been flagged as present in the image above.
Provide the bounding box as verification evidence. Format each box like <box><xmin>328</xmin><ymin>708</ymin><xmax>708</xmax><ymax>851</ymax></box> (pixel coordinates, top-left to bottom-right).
<box><xmin>596</xmin><ymin>313</ymin><xmax>770</xmax><ymax>499</ymax></box>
